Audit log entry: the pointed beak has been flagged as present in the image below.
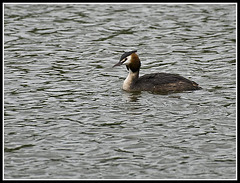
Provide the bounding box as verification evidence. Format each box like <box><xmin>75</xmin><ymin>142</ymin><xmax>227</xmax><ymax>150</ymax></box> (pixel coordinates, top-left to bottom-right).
<box><xmin>112</xmin><ymin>60</ymin><xmax>123</xmax><ymax>68</ymax></box>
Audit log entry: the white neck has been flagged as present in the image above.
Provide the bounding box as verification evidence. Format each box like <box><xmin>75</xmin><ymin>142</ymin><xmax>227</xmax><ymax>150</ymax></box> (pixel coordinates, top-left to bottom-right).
<box><xmin>122</xmin><ymin>70</ymin><xmax>139</xmax><ymax>91</ymax></box>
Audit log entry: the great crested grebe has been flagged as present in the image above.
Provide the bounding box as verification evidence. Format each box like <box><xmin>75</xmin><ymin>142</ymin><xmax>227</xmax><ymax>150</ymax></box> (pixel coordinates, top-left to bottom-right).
<box><xmin>113</xmin><ymin>50</ymin><xmax>201</xmax><ymax>93</ymax></box>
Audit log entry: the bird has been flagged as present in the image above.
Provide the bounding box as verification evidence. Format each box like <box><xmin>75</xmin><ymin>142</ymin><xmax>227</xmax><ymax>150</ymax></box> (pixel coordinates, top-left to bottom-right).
<box><xmin>113</xmin><ymin>50</ymin><xmax>201</xmax><ymax>94</ymax></box>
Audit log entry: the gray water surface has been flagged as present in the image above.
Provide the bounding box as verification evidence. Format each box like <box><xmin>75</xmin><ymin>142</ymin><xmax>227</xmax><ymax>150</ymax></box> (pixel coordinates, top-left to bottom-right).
<box><xmin>4</xmin><ymin>3</ymin><xmax>236</xmax><ymax>179</ymax></box>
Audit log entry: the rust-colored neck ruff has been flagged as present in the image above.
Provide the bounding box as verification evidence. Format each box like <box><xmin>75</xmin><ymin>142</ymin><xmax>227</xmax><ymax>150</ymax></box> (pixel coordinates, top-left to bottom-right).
<box><xmin>127</xmin><ymin>53</ymin><xmax>141</xmax><ymax>73</ymax></box>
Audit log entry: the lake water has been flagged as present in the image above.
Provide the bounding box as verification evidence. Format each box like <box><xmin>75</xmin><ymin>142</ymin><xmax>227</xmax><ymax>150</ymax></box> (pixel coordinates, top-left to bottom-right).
<box><xmin>4</xmin><ymin>3</ymin><xmax>236</xmax><ymax>179</ymax></box>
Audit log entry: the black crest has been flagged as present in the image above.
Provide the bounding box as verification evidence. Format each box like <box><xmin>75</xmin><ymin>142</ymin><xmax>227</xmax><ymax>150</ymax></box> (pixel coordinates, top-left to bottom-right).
<box><xmin>120</xmin><ymin>50</ymin><xmax>137</xmax><ymax>61</ymax></box>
